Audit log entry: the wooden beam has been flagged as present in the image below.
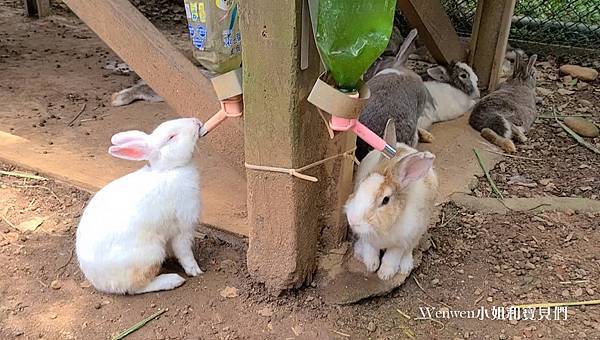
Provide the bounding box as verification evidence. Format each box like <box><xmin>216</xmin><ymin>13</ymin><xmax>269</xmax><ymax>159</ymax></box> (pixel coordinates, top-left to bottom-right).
<box><xmin>24</xmin><ymin>0</ymin><xmax>50</xmax><ymax>18</ymax></box>
<box><xmin>241</xmin><ymin>0</ymin><xmax>333</xmax><ymax>291</ymax></box>
<box><xmin>469</xmin><ymin>0</ymin><xmax>516</xmax><ymax>90</ymax></box>
<box><xmin>62</xmin><ymin>0</ymin><xmax>243</xmax><ymax>169</ymax></box>
<box><xmin>397</xmin><ymin>0</ymin><xmax>466</xmax><ymax>64</ymax></box>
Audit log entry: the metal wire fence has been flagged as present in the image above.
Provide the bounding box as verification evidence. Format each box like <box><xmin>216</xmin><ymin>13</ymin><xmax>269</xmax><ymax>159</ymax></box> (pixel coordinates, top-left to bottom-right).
<box><xmin>402</xmin><ymin>0</ymin><xmax>600</xmax><ymax>63</ymax></box>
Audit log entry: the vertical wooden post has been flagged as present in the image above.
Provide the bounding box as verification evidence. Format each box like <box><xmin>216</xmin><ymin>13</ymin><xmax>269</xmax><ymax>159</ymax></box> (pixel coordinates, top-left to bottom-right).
<box><xmin>24</xmin><ymin>0</ymin><xmax>50</xmax><ymax>18</ymax></box>
<box><xmin>397</xmin><ymin>0</ymin><xmax>466</xmax><ymax>64</ymax></box>
<box><xmin>240</xmin><ymin>0</ymin><xmax>332</xmax><ymax>291</ymax></box>
<box><xmin>470</xmin><ymin>0</ymin><xmax>516</xmax><ymax>90</ymax></box>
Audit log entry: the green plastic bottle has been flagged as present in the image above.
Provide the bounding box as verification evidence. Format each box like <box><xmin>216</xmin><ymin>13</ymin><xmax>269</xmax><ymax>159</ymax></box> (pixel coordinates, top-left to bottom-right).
<box><xmin>315</xmin><ymin>0</ymin><xmax>397</xmax><ymax>92</ymax></box>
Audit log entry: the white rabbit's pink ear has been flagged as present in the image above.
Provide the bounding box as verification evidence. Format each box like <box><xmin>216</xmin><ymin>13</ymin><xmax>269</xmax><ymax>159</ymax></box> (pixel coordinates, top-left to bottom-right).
<box><xmin>108</xmin><ymin>140</ymin><xmax>152</xmax><ymax>161</ymax></box>
<box><xmin>392</xmin><ymin>152</ymin><xmax>435</xmax><ymax>188</ymax></box>
<box><xmin>111</xmin><ymin>130</ymin><xmax>148</xmax><ymax>146</ymax></box>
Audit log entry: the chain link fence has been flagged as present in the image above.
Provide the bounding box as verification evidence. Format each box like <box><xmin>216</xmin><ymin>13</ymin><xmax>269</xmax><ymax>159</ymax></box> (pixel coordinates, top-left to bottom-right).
<box><xmin>400</xmin><ymin>0</ymin><xmax>600</xmax><ymax>64</ymax></box>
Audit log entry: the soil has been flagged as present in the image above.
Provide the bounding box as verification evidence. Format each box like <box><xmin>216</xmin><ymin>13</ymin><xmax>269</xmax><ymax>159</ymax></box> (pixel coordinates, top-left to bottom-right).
<box><xmin>1</xmin><ymin>1</ymin><xmax>600</xmax><ymax>339</ymax></box>
<box><xmin>473</xmin><ymin>61</ymin><xmax>600</xmax><ymax>200</ymax></box>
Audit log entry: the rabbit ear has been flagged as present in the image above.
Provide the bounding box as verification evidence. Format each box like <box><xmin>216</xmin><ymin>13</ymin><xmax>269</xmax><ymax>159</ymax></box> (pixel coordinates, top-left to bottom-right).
<box><xmin>391</xmin><ymin>151</ymin><xmax>435</xmax><ymax>188</ymax></box>
<box><xmin>108</xmin><ymin>140</ymin><xmax>153</xmax><ymax>161</ymax></box>
<box><xmin>111</xmin><ymin>130</ymin><xmax>149</xmax><ymax>145</ymax></box>
<box><xmin>527</xmin><ymin>54</ymin><xmax>538</xmax><ymax>75</ymax></box>
<box><xmin>394</xmin><ymin>28</ymin><xmax>418</xmax><ymax>67</ymax></box>
<box><xmin>383</xmin><ymin>118</ymin><xmax>397</xmax><ymax>146</ymax></box>
<box><xmin>427</xmin><ymin>66</ymin><xmax>450</xmax><ymax>82</ymax></box>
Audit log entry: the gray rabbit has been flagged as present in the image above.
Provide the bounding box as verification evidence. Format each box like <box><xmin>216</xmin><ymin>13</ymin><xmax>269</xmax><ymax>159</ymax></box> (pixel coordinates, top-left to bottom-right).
<box><xmin>469</xmin><ymin>50</ymin><xmax>538</xmax><ymax>153</ymax></box>
<box><xmin>356</xmin><ymin>29</ymin><xmax>433</xmax><ymax>161</ymax></box>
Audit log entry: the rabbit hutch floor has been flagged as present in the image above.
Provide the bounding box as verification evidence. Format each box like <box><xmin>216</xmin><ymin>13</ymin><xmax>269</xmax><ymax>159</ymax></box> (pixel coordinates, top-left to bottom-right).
<box><xmin>2</xmin><ymin>1</ymin><xmax>600</xmax><ymax>339</ymax></box>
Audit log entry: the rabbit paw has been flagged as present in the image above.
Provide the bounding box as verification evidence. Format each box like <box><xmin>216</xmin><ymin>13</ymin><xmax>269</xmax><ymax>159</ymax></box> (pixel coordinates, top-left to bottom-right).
<box><xmin>183</xmin><ymin>261</ymin><xmax>203</xmax><ymax>277</ymax></box>
<box><xmin>399</xmin><ymin>254</ymin><xmax>414</xmax><ymax>274</ymax></box>
<box><xmin>377</xmin><ymin>263</ymin><xmax>399</xmax><ymax>280</ymax></box>
<box><xmin>354</xmin><ymin>242</ymin><xmax>380</xmax><ymax>272</ymax></box>
<box><xmin>363</xmin><ymin>254</ymin><xmax>381</xmax><ymax>273</ymax></box>
<box><xmin>418</xmin><ymin>128</ymin><xmax>435</xmax><ymax>143</ymax></box>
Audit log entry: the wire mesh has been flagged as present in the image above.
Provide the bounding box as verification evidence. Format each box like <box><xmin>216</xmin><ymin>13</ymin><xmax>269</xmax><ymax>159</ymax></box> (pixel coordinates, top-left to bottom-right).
<box><xmin>400</xmin><ymin>0</ymin><xmax>600</xmax><ymax>62</ymax></box>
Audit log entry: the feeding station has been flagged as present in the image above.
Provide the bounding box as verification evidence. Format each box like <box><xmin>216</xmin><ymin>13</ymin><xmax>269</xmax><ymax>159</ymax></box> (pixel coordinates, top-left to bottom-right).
<box><xmin>308</xmin><ymin>0</ymin><xmax>397</xmax><ymax>159</ymax></box>
<box><xmin>35</xmin><ymin>0</ymin><xmax>518</xmax><ymax>292</ymax></box>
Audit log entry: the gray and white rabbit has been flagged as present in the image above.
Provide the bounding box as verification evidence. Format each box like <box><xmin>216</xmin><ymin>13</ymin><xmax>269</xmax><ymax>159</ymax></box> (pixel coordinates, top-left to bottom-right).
<box><xmin>111</xmin><ymin>79</ymin><xmax>164</xmax><ymax>107</ymax></box>
<box><xmin>469</xmin><ymin>50</ymin><xmax>538</xmax><ymax>153</ymax></box>
<box><xmin>356</xmin><ymin>29</ymin><xmax>433</xmax><ymax>161</ymax></box>
<box><xmin>76</xmin><ymin>118</ymin><xmax>203</xmax><ymax>294</ymax></box>
<box><xmin>417</xmin><ymin>62</ymin><xmax>480</xmax><ymax>140</ymax></box>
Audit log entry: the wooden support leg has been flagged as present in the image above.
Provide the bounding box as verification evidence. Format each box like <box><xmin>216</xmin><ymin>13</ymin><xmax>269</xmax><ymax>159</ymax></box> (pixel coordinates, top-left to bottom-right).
<box><xmin>469</xmin><ymin>0</ymin><xmax>516</xmax><ymax>90</ymax></box>
<box><xmin>397</xmin><ymin>0</ymin><xmax>466</xmax><ymax>64</ymax></box>
<box><xmin>24</xmin><ymin>0</ymin><xmax>50</xmax><ymax>18</ymax></box>
<box><xmin>240</xmin><ymin>0</ymin><xmax>332</xmax><ymax>291</ymax></box>
<box><xmin>62</xmin><ymin>0</ymin><xmax>243</xmax><ymax>169</ymax></box>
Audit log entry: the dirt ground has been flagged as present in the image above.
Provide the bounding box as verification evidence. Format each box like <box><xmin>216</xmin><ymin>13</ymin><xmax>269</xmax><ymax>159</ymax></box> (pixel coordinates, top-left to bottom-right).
<box><xmin>1</xmin><ymin>1</ymin><xmax>600</xmax><ymax>340</ymax></box>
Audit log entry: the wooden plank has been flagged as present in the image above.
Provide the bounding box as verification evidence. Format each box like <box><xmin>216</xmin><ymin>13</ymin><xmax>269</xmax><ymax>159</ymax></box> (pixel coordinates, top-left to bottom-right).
<box><xmin>62</xmin><ymin>0</ymin><xmax>244</xmax><ymax>169</ymax></box>
<box><xmin>397</xmin><ymin>0</ymin><xmax>466</xmax><ymax>64</ymax></box>
<box><xmin>24</xmin><ymin>0</ymin><xmax>50</xmax><ymax>18</ymax></box>
<box><xmin>0</xmin><ymin>130</ymin><xmax>249</xmax><ymax>236</ymax></box>
<box><xmin>469</xmin><ymin>0</ymin><xmax>516</xmax><ymax>90</ymax></box>
<box><xmin>241</xmin><ymin>0</ymin><xmax>333</xmax><ymax>291</ymax></box>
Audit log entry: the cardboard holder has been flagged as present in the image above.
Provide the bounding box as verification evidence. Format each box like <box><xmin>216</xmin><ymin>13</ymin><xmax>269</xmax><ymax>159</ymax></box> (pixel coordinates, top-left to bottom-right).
<box><xmin>201</xmin><ymin>68</ymin><xmax>244</xmax><ymax>136</ymax></box>
<box><xmin>308</xmin><ymin>73</ymin><xmax>395</xmax><ymax>158</ymax></box>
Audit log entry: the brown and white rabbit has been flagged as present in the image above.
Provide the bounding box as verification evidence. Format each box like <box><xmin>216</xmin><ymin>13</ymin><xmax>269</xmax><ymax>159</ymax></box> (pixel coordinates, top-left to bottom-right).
<box><xmin>356</xmin><ymin>29</ymin><xmax>434</xmax><ymax>161</ymax></box>
<box><xmin>469</xmin><ymin>50</ymin><xmax>538</xmax><ymax>153</ymax></box>
<box><xmin>346</xmin><ymin>119</ymin><xmax>438</xmax><ymax>280</ymax></box>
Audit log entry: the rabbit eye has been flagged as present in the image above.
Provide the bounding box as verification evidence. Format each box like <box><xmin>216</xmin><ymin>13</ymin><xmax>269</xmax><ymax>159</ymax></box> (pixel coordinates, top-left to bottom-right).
<box><xmin>168</xmin><ymin>134</ymin><xmax>177</xmax><ymax>141</ymax></box>
<box><xmin>460</xmin><ymin>73</ymin><xmax>468</xmax><ymax>79</ymax></box>
<box><xmin>381</xmin><ymin>196</ymin><xmax>390</xmax><ymax>206</ymax></box>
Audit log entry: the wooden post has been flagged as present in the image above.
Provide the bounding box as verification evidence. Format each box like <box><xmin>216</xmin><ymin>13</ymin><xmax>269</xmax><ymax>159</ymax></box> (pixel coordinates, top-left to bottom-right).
<box><xmin>62</xmin><ymin>0</ymin><xmax>243</xmax><ymax>169</ymax></box>
<box><xmin>240</xmin><ymin>0</ymin><xmax>332</xmax><ymax>291</ymax></box>
<box><xmin>469</xmin><ymin>0</ymin><xmax>516</xmax><ymax>90</ymax></box>
<box><xmin>24</xmin><ymin>0</ymin><xmax>50</xmax><ymax>18</ymax></box>
<box><xmin>397</xmin><ymin>0</ymin><xmax>466</xmax><ymax>64</ymax></box>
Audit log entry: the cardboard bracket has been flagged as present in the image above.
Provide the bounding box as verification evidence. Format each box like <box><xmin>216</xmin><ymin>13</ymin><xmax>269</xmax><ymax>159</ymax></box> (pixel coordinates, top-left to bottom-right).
<box><xmin>307</xmin><ymin>73</ymin><xmax>396</xmax><ymax>158</ymax></box>
<box><xmin>200</xmin><ymin>68</ymin><xmax>244</xmax><ymax>136</ymax></box>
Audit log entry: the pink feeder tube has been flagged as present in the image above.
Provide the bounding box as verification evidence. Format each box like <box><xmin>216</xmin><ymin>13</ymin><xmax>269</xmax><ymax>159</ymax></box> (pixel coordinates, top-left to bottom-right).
<box><xmin>199</xmin><ymin>95</ymin><xmax>243</xmax><ymax>137</ymax></box>
<box><xmin>328</xmin><ymin>91</ymin><xmax>396</xmax><ymax>159</ymax></box>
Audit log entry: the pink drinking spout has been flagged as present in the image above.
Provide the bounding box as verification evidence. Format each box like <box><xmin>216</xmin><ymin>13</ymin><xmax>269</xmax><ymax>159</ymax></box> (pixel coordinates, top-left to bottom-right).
<box><xmin>199</xmin><ymin>94</ymin><xmax>243</xmax><ymax>137</ymax></box>
<box><xmin>307</xmin><ymin>74</ymin><xmax>396</xmax><ymax>159</ymax></box>
<box><xmin>329</xmin><ymin>116</ymin><xmax>396</xmax><ymax>159</ymax></box>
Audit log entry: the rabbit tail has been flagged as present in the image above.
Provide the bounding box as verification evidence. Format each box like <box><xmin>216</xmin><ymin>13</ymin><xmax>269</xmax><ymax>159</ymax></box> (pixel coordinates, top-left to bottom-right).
<box><xmin>470</xmin><ymin>111</ymin><xmax>517</xmax><ymax>153</ymax></box>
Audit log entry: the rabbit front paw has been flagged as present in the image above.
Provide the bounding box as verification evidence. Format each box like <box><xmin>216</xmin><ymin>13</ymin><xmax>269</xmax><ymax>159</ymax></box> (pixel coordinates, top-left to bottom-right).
<box><xmin>377</xmin><ymin>263</ymin><xmax>399</xmax><ymax>280</ymax></box>
<box><xmin>399</xmin><ymin>254</ymin><xmax>414</xmax><ymax>274</ymax></box>
<box><xmin>183</xmin><ymin>261</ymin><xmax>203</xmax><ymax>277</ymax></box>
<box><xmin>354</xmin><ymin>241</ymin><xmax>380</xmax><ymax>272</ymax></box>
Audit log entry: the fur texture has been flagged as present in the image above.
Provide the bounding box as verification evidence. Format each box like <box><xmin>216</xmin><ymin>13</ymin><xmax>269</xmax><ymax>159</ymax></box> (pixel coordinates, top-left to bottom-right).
<box><xmin>347</xmin><ymin>120</ymin><xmax>438</xmax><ymax>280</ymax></box>
<box><xmin>418</xmin><ymin>62</ymin><xmax>480</xmax><ymax>132</ymax></box>
<box><xmin>469</xmin><ymin>51</ymin><xmax>538</xmax><ymax>153</ymax></box>
<box><xmin>356</xmin><ymin>29</ymin><xmax>432</xmax><ymax>161</ymax></box>
<box><xmin>111</xmin><ymin>80</ymin><xmax>164</xmax><ymax>107</ymax></box>
<box><xmin>76</xmin><ymin>118</ymin><xmax>203</xmax><ymax>294</ymax></box>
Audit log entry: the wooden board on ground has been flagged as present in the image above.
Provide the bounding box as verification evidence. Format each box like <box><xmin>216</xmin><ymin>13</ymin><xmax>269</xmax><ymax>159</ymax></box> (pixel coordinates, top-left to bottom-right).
<box><xmin>397</xmin><ymin>0</ymin><xmax>466</xmax><ymax>64</ymax></box>
<box><xmin>0</xmin><ymin>130</ymin><xmax>249</xmax><ymax>236</ymax></box>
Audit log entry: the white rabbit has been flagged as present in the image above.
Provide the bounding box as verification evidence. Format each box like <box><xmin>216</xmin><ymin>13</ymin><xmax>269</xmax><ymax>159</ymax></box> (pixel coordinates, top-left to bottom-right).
<box><xmin>76</xmin><ymin>118</ymin><xmax>203</xmax><ymax>294</ymax></box>
<box><xmin>346</xmin><ymin>119</ymin><xmax>438</xmax><ymax>280</ymax></box>
<box><xmin>417</xmin><ymin>62</ymin><xmax>480</xmax><ymax>141</ymax></box>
